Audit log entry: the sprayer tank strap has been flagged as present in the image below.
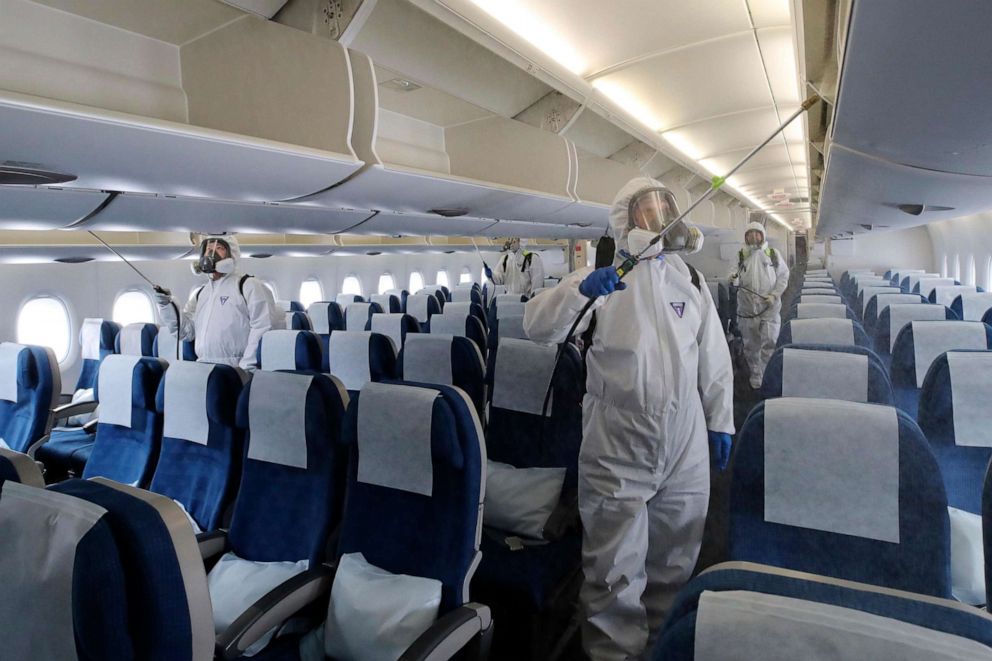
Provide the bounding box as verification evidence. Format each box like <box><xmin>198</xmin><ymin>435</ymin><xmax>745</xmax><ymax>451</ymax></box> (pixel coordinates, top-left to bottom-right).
<box><xmin>196</xmin><ymin>274</ymin><xmax>251</xmax><ymax>304</ymax></box>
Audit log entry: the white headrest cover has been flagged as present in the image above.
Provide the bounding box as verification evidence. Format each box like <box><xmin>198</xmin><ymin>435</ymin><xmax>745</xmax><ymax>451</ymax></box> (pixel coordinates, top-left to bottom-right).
<box><xmin>450</xmin><ymin>288</ymin><xmax>476</xmax><ymax>303</ymax></box>
<box><xmin>0</xmin><ymin>482</ymin><xmax>108</xmax><ymax>660</ymax></box>
<box><xmin>905</xmin><ymin>273</ymin><xmax>941</xmax><ymax>290</ymax></box>
<box><xmin>861</xmin><ymin>287</ymin><xmax>900</xmax><ymax>314</ymax></box>
<box><xmin>162</xmin><ymin>362</ymin><xmax>215</xmax><ymax>444</ymax></box>
<box><xmin>443</xmin><ymin>302</ymin><xmax>474</xmax><ymax>317</ymax></box>
<box><xmin>370</xmin><ymin>294</ymin><xmax>394</xmax><ymax>311</ymax></box>
<box><xmin>693</xmin><ymin>589</ymin><xmax>991</xmax><ymax>661</ymax></box>
<box><xmin>912</xmin><ymin>321</ymin><xmax>987</xmax><ymax>387</ymax></box>
<box><xmin>782</xmin><ymin>349</ymin><xmax>868</xmax><ymax>402</ymax></box>
<box><xmin>157</xmin><ymin>326</ymin><xmax>181</xmax><ymax>361</ymax></box>
<box><xmin>370</xmin><ymin>314</ymin><xmax>405</xmax><ymax>354</ymax></box>
<box><xmin>119</xmin><ymin>323</ymin><xmax>147</xmax><ymax>356</ymax></box>
<box><xmin>889</xmin><ymin>304</ymin><xmax>947</xmax><ymax>351</ymax></box>
<box><xmin>356</xmin><ymin>382</ymin><xmax>436</xmax><ymax>496</ymax></box>
<box><xmin>947</xmin><ymin>351</ymin><xmax>992</xmax><ymax>448</ymax></box>
<box><xmin>307</xmin><ymin>302</ymin><xmax>331</xmax><ymax>334</ymax></box>
<box><xmin>260</xmin><ymin>330</ymin><xmax>303</xmax><ymax>371</ymax></box>
<box><xmin>248</xmin><ymin>371</ymin><xmax>312</xmax><ymax>468</ymax></box>
<box><xmin>403</xmin><ymin>335</ymin><xmax>453</xmax><ymax>387</ymax></box>
<box><xmin>873</xmin><ymin>294</ymin><xmax>923</xmax><ymax>316</ymax></box>
<box><xmin>0</xmin><ymin>343</ymin><xmax>26</xmax><ymax>402</ymax></box>
<box><xmin>795</xmin><ymin>304</ymin><xmax>847</xmax><ymax>320</ymax></box>
<box><xmin>498</xmin><ymin>316</ymin><xmax>528</xmax><ymax>340</ymax></box>
<box><xmin>496</xmin><ymin>301</ymin><xmax>526</xmax><ymax>319</ymax></box>
<box><xmin>789</xmin><ymin>318</ymin><xmax>855</xmax><ymax>345</ymax></box>
<box><xmin>80</xmin><ymin>318</ymin><xmax>104</xmax><ymax>360</ymax></box>
<box><xmin>960</xmin><ymin>292</ymin><xmax>992</xmax><ymax>321</ymax></box>
<box><xmin>492</xmin><ymin>338</ymin><xmax>557</xmax><ymax>416</ymax></box>
<box><xmin>764</xmin><ymin>397</ymin><xmax>900</xmax><ymax>543</ymax></box>
<box><xmin>799</xmin><ymin>295</ymin><xmax>842</xmax><ymax>305</ymax></box>
<box><xmin>933</xmin><ymin>286</ymin><xmax>975</xmax><ymax>308</ymax></box>
<box><xmin>428</xmin><ymin>314</ymin><xmax>469</xmax><ymax>338</ymax></box>
<box><xmin>406</xmin><ymin>295</ymin><xmax>433</xmax><ymax>323</ymax></box>
<box><xmin>336</xmin><ymin>293</ymin><xmax>360</xmax><ymax>306</ymax></box>
<box><xmin>327</xmin><ymin>331</ymin><xmax>373</xmax><ymax>391</ymax></box>
<box><xmin>346</xmin><ymin>303</ymin><xmax>372</xmax><ymax>331</ymax></box>
<box><xmin>917</xmin><ymin>278</ymin><xmax>955</xmax><ymax>296</ymax></box>
<box><xmin>98</xmin><ymin>355</ymin><xmax>143</xmax><ymax>428</ymax></box>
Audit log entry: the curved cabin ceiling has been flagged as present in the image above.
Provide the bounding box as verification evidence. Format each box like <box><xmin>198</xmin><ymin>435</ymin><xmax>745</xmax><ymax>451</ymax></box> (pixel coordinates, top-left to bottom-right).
<box><xmin>420</xmin><ymin>0</ymin><xmax>810</xmax><ymax>231</ymax></box>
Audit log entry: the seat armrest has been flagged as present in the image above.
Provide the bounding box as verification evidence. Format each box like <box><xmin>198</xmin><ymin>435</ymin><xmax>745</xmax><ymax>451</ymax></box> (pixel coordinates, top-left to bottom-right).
<box><xmin>196</xmin><ymin>529</ymin><xmax>228</xmax><ymax>561</ymax></box>
<box><xmin>399</xmin><ymin>603</ymin><xmax>493</xmax><ymax>661</ymax></box>
<box><xmin>58</xmin><ymin>393</ymin><xmax>72</xmax><ymax>405</ymax></box>
<box><xmin>82</xmin><ymin>419</ymin><xmax>99</xmax><ymax>435</ymax></box>
<box><xmin>215</xmin><ymin>564</ymin><xmax>334</xmax><ymax>660</ymax></box>
<box><xmin>52</xmin><ymin>400</ymin><xmax>98</xmax><ymax>421</ymax></box>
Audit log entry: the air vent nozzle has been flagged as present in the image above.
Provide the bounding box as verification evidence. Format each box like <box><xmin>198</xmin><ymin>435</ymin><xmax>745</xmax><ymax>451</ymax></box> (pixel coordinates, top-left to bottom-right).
<box><xmin>54</xmin><ymin>256</ymin><xmax>93</xmax><ymax>264</ymax></box>
<box><xmin>429</xmin><ymin>208</ymin><xmax>469</xmax><ymax>218</ymax></box>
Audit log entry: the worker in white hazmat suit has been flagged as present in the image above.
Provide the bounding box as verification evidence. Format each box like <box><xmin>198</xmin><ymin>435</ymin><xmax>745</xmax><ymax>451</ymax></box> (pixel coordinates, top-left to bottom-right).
<box><xmin>485</xmin><ymin>237</ymin><xmax>545</xmax><ymax>296</ymax></box>
<box><xmin>155</xmin><ymin>235</ymin><xmax>283</xmax><ymax>372</ymax></box>
<box><xmin>733</xmin><ymin>222</ymin><xmax>789</xmax><ymax>389</ymax></box>
<box><xmin>524</xmin><ymin>177</ymin><xmax>734</xmax><ymax>660</ymax></box>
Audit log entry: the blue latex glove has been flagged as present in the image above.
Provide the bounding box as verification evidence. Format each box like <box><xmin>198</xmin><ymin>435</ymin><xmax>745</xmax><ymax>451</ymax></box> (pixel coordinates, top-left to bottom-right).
<box><xmin>708</xmin><ymin>431</ymin><xmax>732</xmax><ymax>471</ymax></box>
<box><xmin>484</xmin><ymin>264</ymin><xmax>493</xmax><ymax>280</ymax></box>
<box><xmin>578</xmin><ymin>266</ymin><xmax>627</xmax><ymax>299</ymax></box>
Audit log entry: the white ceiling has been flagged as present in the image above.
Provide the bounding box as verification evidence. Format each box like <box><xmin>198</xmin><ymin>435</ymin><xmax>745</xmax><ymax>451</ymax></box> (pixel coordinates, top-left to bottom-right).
<box><xmin>430</xmin><ymin>0</ymin><xmax>810</xmax><ymax>229</ymax></box>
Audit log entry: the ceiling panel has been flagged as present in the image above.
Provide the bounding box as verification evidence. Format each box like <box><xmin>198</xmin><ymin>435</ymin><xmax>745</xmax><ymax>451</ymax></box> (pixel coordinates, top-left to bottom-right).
<box><xmin>729</xmin><ymin>165</ymin><xmax>802</xmax><ymax>188</ymax></box>
<box><xmin>0</xmin><ymin>186</ymin><xmax>111</xmax><ymax>230</ymax></box>
<box><xmin>302</xmin><ymin>163</ymin><xmax>574</xmax><ymax>224</ymax></box>
<box><xmin>89</xmin><ymin>193</ymin><xmax>374</xmax><ymax>235</ymax></box>
<box><xmin>0</xmin><ymin>92</ymin><xmax>363</xmax><ymax>202</ymax></box>
<box><xmin>756</xmin><ymin>27</ymin><xmax>801</xmax><ymax>106</ymax></box>
<box><xmin>562</xmin><ymin>108</ymin><xmax>635</xmax><ymax>159</ymax></box>
<box><xmin>699</xmin><ymin>139</ymin><xmax>796</xmax><ymax>174</ymax></box>
<box><xmin>662</xmin><ymin>107</ymin><xmax>783</xmax><ymax>159</ymax></box>
<box><xmin>595</xmin><ymin>32</ymin><xmax>772</xmax><ymax>130</ymax></box>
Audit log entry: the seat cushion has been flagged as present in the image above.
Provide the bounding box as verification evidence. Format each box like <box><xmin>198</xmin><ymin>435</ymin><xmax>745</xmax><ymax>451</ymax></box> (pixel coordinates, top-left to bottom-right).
<box><xmin>473</xmin><ymin>529</ymin><xmax>581</xmax><ymax>610</ymax></box>
<box><xmin>35</xmin><ymin>427</ymin><xmax>94</xmax><ymax>474</ymax></box>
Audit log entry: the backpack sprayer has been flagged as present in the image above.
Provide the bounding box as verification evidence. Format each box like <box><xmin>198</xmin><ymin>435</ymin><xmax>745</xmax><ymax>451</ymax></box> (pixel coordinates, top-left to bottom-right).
<box><xmin>538</xmin><ymin>94</ymin><xmax>822</xmax><ymax>419</ymax></box>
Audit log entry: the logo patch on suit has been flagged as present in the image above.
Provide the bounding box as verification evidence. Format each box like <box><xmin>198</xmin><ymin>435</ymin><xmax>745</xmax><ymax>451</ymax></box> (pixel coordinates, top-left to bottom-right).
<box><xmin>220</xmin><ymin>296</ymin><xmax>229</xmax><ymax>305</ymax></box>
<box><xmin>670</xmin><ymin>302</ymin><xmax>685</xmax><ymax>318</ymax></box>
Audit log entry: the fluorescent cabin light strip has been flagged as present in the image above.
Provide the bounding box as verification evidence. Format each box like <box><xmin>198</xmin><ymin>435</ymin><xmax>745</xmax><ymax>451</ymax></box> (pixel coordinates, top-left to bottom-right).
<box><xmin>469</xmin><ymin>0</ymin><xmax>587</xmax><ymax>75</ymax></box>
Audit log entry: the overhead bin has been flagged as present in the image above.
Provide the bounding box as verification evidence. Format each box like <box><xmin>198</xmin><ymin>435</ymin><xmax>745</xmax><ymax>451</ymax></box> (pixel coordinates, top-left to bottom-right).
<box><xmin>83</xmin><ymin>193</ymin><xmax>376</xmax><ymax>235</ymax></box>
<box><xmin>360</xmin><ymin>211</ymin><xmax>498</xmax><ymax>237</ymax></box>
<box><xmin>0</xmin><ymin>91</ymin><xmax>362</xmax><ymax>202</ymax></box>
<box><xmin>0</xmin><ymin>186</ymin><xmax>112</xmax><ymax>230</ymax></box>
<box><xmin>478</xmin><ymin>219</ymin><xmax>602</xmax><ymax>240</ymax></box>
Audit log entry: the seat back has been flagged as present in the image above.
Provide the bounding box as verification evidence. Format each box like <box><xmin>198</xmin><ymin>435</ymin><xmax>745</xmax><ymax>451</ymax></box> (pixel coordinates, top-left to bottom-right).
<box><xmin>0</xmin><ymin>343</ymin><xmax>60</xmax><ymax>452</ymax></box>
<box><xmin>875</xmin><ymin>303</ymin><xmax>955</xmax><ymax>357</ymax></box>
<box><xmin>918</xmin><ymin>350</ymin><xmax>992</xmax><ymax>513</ymax></box>
<box><xmin>863</xmin><ymin>293</ymin><xmax>927</xmax><ymax>336</ymax></box>
<box><xmin>116</xmin><ymin>323</ymin><xmax>159</xmax><ymax>356</ymax></box>
<box><xmin>384</xmin><ymin>289</ymin><xmax>410</xmax><ymax>313</ymax></box>
<box><xmin>797</xmin><ymin>294</ymin><xmax>842</xmax><ymax>305</ymax></box>
<box><xmin>490</xmin><ymin>315</ymin><xmax>529</xmax><ymax>345</ymax></box>
<box><xmin>326</xmin><ymin>330</ymin><xmax>396</xmax><ymax>394</ymax></box>
<box><xmin>730</xmin><ymin>397</ymin><xmax>950</xmax><ymax>597</ymax></box>
<box><xmin>150</xmin><ymin>362</ymin><xmax>244</xmax><ymax>531</ymax></box>
<box><xmin>399</xmin><ymin>334</ymin><xmax>486</xmax><ymax>414</ymax></box>
<box><xmin>339</xmin><ymin>381</ymin><xmax>485</xmax><ymax>614</ymax></box>
<box><xmin>891</xmin><ymin>321</ymin><xmax>992</xmax><ymax>390</ymax></box>
<box><xmin>777</xmin><ymin>318</ymin><xmax>870</xmax><ymax>348</ymax></box>
<box><xmin>275</xmin><ymin>300</ymin><xmax>304</xmax><ymax>313</ymax></box>
<box><xmin>888</xmin><ymin>269</ymin><xmax>925</xmax><ymax>285</ymax></box>
<box><xmin>0</xmin><ymin>448</ymin><xmax>43</xmax><ymax>487</ymax></box>
<box><xmin>488</xmin><ymin>295</ymin><xmax>526</xmax><ymax>329</ymax></box>
<box><xmin>306</xmin><ymin>301</ymin><xmax>346</xmax><ymax>334</ymax></box>
<box><xmin>230</xmin><ymin>371</ymin><xmax>349</xmax><ymax>563</ymax></box>
<box><xmin>0</xmin><ymin>481</ymin><xmax>135</xmax><ymax>660</ymax></box>
<box><xmin>285</xmin><ymin>310</ymin><xmax>312</xmax><ymax>331</ymax></box>
<box><xmin>915</xmin><ymin>277</ymin><xmax>958</xmax><ymax>297</ymax></box>
<box><xmin>336</xmin><ymin>293</ymin><xmax>364</xmax><ymax>306</ymax></box>
<box><xmin>932</xmin><ymin>285</ymin><xmax>980</xmax><ymax>307</ymax></box>
<box><xmin>256</xmin><ymin>330</ymin><xmax>323</xmax><ymax>371</ymax></box>
<box><xmin>902</xmin><ymin>272</ymin><xmax>941</xmax><ymax>293</ymax></box>
<box><xmin>368</xmin><ymin>313</ymin><xmax>420</xmax><ymax>354</ymax></box>
<box><xmin>83</xmin><ymin>356</ymin><xmax>167</xmax><ymax>487</ymax></box>
<box><xmin>55</xmin><ymin>478</ymin><xmax>215</xmax><ymax>661</ymax></box>
<box><xmin>451</xmin><ymin>286</ymin><xmax>483</xmax><ymax>306</ymax></box>
<box><xmin>77</xmin><ymin>318</ymin><xmax>120</xmax><ymax>391</ymax></box>
<box><xmin>428</xmin><ymin>312</ymin><xmax>487</xmax><ymax>356</ymax></box>
<box><xmin>406</xmin><ymin>293</ymin><xmax>442</xmax><ymax>330</ymax></box>
<box><xmin>486</xmin><ymin>339</ymin><xmax>584</xmax><ymax>487</ymax></box>
<box><xmin>655</xmin><ymin>561</ymin><xmax>992</xmax><ymax>661</ymax></box>
<box><xmin>369</xmin><ymin>293</ymin><xmax>401</xmax><ymax>313</ymax></box>
<box><xmin>443</xmin><ymin>301</ymin><xmax>488</xmax><ymax>330</ymax></box>
<box><xmin>857</xmin><ymin>286</ymin><xmax>901</xmax><ymax>318</ymax></box>
<box><xmin>344</xmin><ymin>301</ymin><xmax>383</xmax><ymax>331</ymax></box>
<box><xmin>422</xmin><ymin>284</ymin><xmax>447</xmax><ymax>309</ymax></box>
<box><xmin>787</xmin><ymin>303</ymin><xmax>851</xmax><ymax>321</ymax></box>
<box><xmin>154</xmin><ymin>327</ymin><xmax>196</xmax><ymax>362</ymax></box>
<box><xmin>953</xmin><ymin>292</ymin><xmax>992</xmax><ymax>321</ymax></box>
<box><xmin>760</xmin><ymin>346</ymin><xmax>893</xmax><ymax>405</ymax></box>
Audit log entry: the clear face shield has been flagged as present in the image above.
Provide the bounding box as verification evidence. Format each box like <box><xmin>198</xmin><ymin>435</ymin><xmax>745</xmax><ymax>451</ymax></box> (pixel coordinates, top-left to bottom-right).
<box><xmin>626</xmin><ymin>187</ymin><xmax>699</xmax><ymax>255</ymax></box>
<box><xmin>745</xmin><ymin>229</ymin><xmax>765</xmax><ymax>248</ymax></box>
<box><xmin>503</xmin><ymin>237</ymin><xmax>521</xmax><ymax>253</ymax></box>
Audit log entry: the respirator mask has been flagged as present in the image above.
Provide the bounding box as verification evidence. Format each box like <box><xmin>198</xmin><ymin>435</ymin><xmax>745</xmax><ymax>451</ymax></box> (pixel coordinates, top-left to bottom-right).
<box><xmin>194</xmin><ymin>238</ymin><xmax>235</xmax><ymax>275</ymax></box>
<box><xmin>625</xmin><ymin>187</ymin><xmax>702</xmax><ymax>257</ymax></box>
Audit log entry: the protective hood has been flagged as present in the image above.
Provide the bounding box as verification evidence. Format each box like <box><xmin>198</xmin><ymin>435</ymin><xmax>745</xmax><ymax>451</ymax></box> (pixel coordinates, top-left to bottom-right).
<box><xmin>609</xmin><ymin>177</ymin><xmax>699</xmax><ymax>256</ymax></box>
<box><xmin>744</xmin><ymin>221</ymin><xmax>767</xmax><ymax>249</ymax></box>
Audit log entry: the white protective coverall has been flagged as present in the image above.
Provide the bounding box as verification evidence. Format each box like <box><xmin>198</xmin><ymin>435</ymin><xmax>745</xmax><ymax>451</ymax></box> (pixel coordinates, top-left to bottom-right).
<box><xmin>736</xmin><ymin>221</ymin><xmax>790</xmax><ymax>388</ymax></box>
<box><xmin>524</xmin><ymin>178</ymin><xmax>735</xmax><ymax>660</ymax></box>
<box><xmin>158</xmin><ymin>236</ymin><xmax>283</xmax><ymax>371</ymax></box>
<box><xmin>491</xmin><ymin>246</ymin><xmax>545</xmax><ymax>296</ymax></box>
